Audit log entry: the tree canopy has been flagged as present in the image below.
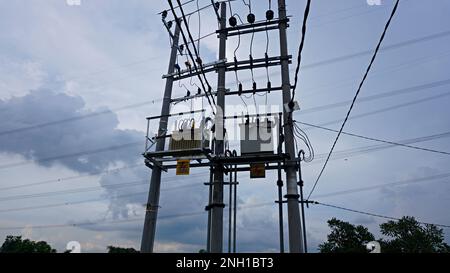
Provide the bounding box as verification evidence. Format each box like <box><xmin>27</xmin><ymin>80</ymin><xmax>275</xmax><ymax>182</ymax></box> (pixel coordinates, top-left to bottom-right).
<box><xmin>319</xmin><ymin>216</ymin><xmax>450</xmax><ymax>253</ymax></box>
<box><xmin>380</xmin><ymin>216</ymin><xmax>450</xmax><ymax>253</ymax></box>
<box><xmin>0</xmin><ymin>236</ymin><xmax>56</xmax><ymax>253</ymax></box>
<box><xmin>107</xmin><ymin>246</ymin><xmax>139</xmax><ymax>253</ymax></box>
<box><xmin>319</xmin><ymin>218</ymin><xmax>375</xmax><ymax>253</ymax></box>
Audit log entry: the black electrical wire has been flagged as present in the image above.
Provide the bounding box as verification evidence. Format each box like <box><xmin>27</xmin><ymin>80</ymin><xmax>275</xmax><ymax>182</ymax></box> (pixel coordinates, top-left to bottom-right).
<box><xmin>0</xmin><ymin>192</ymin><xmax>147</xmax><ymax>214</ymax></box>
<box><xmin>0</xmin><ymin>100</ymin><xmax>162</xmax><ymax>137</ymax></box>
<box><xmin>309</xmin><ymin>91</ymin><xmax>450</xmax><ymax>130</ymax></box>
<box><xmin>0</xmin><ymin>92</ymin><xmax>445</xmax><ymax>174</ymax></box>
<box><xmin>313</xmin><ymin>202</ymin><xmax>450</xmax><ymax>229</ymax></box>
<box><xmin>179</xmin><ymin>31</ymin><xmax>217</xmax><ymax>49</ymax></box>
<box><xmin>167</xmin><ymin>0</ymin><xmax>216</xmax><ymax>114</ymax></box>
<box><xmin>293</xmin><ymin>122</ymin><xmax>314</xmax><ymax>162</ymax></box>
<box><xmin>0</xmin><ymin>201</ymin><xmax>275</xmax><ymax>231</ymax></box>
<box><xmin>230</xmin><ymin>11</ymin><xmax>249</xmax><ymax>113</ymax></box>
<box><xmin>0</xmin><ymin>141</ymin><xmax>142</xmax><ymax>170</ymax></box>
<box><xmin>159</xmin><ymin>0</ymin><xmax>195</xmax><ymax>15</ymax></box>
<box><xmin>242</xmin><ymin>0</ymin><xmax>250</xmax><ymax>12</ymax></box>
<box><xmin>3</xmin><ymin>28</ymin><xmax>447</xmax><ymax>139</ymax></box>
<box><xmin>306</xmin><ymin>131</ymin><xmax>450</xmax><ymax>164</ymax></box>
<box><xmin>0</xmin><ymin>164</ymin><xmax>143</xmax><ymax>192</ymax></box>
<box><xmin>173</xmin><ymin>0</ymin><xmax>216</xmax><ymax>104</ymax></box>
<box><xmin>296</xmin><ymin>121</ymin><xmax>450</xmax><ymax>156</ymax></box>
<box><xmin>0</xmin><ymin>172</ymin><xmax>209</xmax><ymax>203</ymax></box>
<box><xmin>301</xmin><ymin>78</ymin><xmax>450</xmax><ymax>115</ymax></box>
<box><xmin>196</xmin><ymin>0</ymin><xmax>201</xmax><ymax>54</ymax></box>
<box><xmin>290</xmin><ymin>0</ymin><xmax>311</xmax><ymax>104</ymax></box>
<box><xmin>307</xmin><ymin>0</ymin><xmax>400</xmax><ymax>200</ymax></box>
<box><xmin>313</xmin><ymin>171</ymin><xmax>450</xmax><ymax>200</ymax></box>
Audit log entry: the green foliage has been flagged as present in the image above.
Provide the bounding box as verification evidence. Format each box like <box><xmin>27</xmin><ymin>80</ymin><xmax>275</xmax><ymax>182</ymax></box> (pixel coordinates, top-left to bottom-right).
<box><xmin>320</xmin><ymin>216</ymin><xmax>450</xmax><ymax>253</ymax></box>
<box><xmin>380</xmin><ymin>216</ymin><xmax>450</xmax><ymax>253</ymax></box>
<box><xmin>319</xmin><ymin>218</ymin><xmax>375</xmax><ymax>253</ymax></box>
<box><xmin>107</xmin><ymin>246</ymin><xmax>139</xmax><ymax>253</ymax></box>
<box><xmin>0</xmin><ymin>236</ymin><xmax>56</xmax><ymax>253</ymax></box>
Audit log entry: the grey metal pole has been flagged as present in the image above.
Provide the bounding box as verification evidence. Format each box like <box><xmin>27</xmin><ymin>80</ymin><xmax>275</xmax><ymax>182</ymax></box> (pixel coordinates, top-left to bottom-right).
<box><xmin>206</xmin><ymin>167</ymin><xmax>213</xmax><ymax>252</ymax></box>
<box><xmin>233</xmin><ymin>164</ymin><xmax>237</xmax><ymax>253</ymax></box>
<box><xmin>228</xmin><ymin>170</ymin><xmax>232</xmax><ymax>253</ymax></box>
<box><xmin>210</xmin><ymin>2</ymin><xmax>227</xmax><ymax>253</ymax></box>
<box><xmin>298</xmin><ymin>161</ymin><xmax>308</xmax><ymax>253</ymax></box>
<box><xmin>277</xmin><ymin>113</ymin><xmax>285</xmax><ymax>253</ymax></box>
<box><xmin>277</xmin><ymin>0</ymin><xmax>304</xmax><ymax>253</ymax></box>
<box><xmin>140</xmin><ymin>24</ymin><xmax>180</xmax><ymax>253</ymax></box>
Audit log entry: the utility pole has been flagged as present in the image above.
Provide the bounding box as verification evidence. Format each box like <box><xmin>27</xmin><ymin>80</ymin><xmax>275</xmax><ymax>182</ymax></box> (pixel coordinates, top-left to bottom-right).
<box><xmin>140</xmin><ymin>24</ymin><xmax>180</xmax><ymax>253</ymax></box>
<box><xmin>143</xmin><ymin>0</ymin><xmax>307</xmax><ymax>254</ymax></box>
<box><xmin>210</xmin><ymin>2</ymin><xmax>227</xmax><ymax>253</ymax></box>
<box><xmin>277</xmin><ymin>0</ymin><xmax>304</xmax><ymax>253</ymax></box>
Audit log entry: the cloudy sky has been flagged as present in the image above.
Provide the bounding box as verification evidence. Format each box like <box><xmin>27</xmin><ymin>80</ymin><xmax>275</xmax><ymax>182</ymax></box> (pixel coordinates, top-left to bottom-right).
<box><xmin>0</xmin><ymin>0</ymin><xmax>449</xmax><ymax>253</ymax></box>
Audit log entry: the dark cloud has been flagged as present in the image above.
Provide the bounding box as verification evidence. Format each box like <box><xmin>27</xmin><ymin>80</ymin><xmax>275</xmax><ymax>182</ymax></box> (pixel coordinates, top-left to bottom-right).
<box><xmin>0</xmin><ymin>89</ymin><xmax>143</xmax><ymax>173</ymax></box>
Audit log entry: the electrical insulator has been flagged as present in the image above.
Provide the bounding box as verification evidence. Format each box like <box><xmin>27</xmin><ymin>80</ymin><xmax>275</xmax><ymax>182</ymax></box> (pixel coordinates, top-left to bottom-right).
<box><xmin>186</xmin><ymin>90</ymin><xmax>191</xmax><ymax>97</ymax></box>
<box><xmin>162</xmin><ymin>10</ymin><xmax>168</xmax><ymax>19</ymax></box>
<box><xmin>185</xmin><ymin>61</ymin><xmax>191</xmax><ymax>69</ymax></box>
<box><xmin>174</xmin><ymin>64</ymin><xmax>181</xmax><ymax>74</ymax></box>
<box><xmin>167</xmin><ymin>21</ymin><xmax>173</xmax><ymax>29</ymax></box>
<box><xmin>229</xmin><ymin>16</ymin><xmax>237</xmax><ymax>27</ymax></box>
<box><xmin>253</xmin><ymin>81</ymin><xmax>257</xmax><ymax>93</ymax></box>
<box><xmin>238</xmin><ymin>83</ymin><xmax>243</xmax><ymax>95</ymax></box>
<box><xmin>266</xmin><ymin>10</ymin><xmax>274</xmax><ymax>21</ymax></box>
<box><xmin>197</xmin><ymin>88</ymin><xmax>201</xmax><ymax>95</ymax></box>
<box><xmin>196</xmin><ymin>57</ymin><xmax>203</xmax><ymax>66</ymax></box>
<box><xmin>214</xmin><ymin>2</ymin><xmax>220</xmax><ymax>10</ymax></box>
<box><xmin>247</xmin><ymin>13</ymin><xmax>256</xmax><ymax>24</ymax></box>
<box><xmin>179</xmin><ymin>44</ymin><xmax>184</xmax><ymax>52</ymax></box>
<box><xmin>267</xmin><ymin>81</ymin><xmax>272</xmax><ymax>92</ymax></box>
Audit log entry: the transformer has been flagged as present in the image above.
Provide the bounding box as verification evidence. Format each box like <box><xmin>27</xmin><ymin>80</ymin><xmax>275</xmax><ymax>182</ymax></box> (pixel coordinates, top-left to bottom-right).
<box><xmin>239</xmin><ymin>119</ymin><xmax>275</xmax><ymax>155</ymax></box>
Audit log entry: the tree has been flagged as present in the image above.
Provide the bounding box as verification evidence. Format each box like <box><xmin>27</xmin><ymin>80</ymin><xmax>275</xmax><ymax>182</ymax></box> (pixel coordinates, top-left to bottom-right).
<box><xmin>107</xmin><ymin>246</ymin><xmax>139</xmax><ymax>253</ymax></box>
<box><xmin>319</xmin><ymin>218</ymin><xmax>375</xmax><ymax>253</ymax></box>
<box><xmin>0</xmin><ymin>236</ymin><xmax>56</xmax><ymax>253</ymax></box>
<box><xmin>380</xmin><ymin>216</ymin><xmax>450</xmax><ymax>253</ymax></box>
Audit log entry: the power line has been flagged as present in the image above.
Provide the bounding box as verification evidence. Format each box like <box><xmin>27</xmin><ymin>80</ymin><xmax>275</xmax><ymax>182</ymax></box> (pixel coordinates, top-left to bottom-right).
<box><xmin>0</xmin><ymin>172</ymin><xmax>209</xmax><ymax>203</ymax></box>
<box><xmin>310</xmin><ymin>91</ymin><xmax>450</xmax><ymax>129</ymax></box>
<box><xmin>307</xmin><ymin>0</ymin><xmax>400</xmax><ymax>200</ymax></box>
<box><xmin>302</xmin><ymin>29</ymin><xmax>450</xmax><ymax>71</ymax></box>
<box><xmin>1</xmin><ymin>91</ymin><xmax>447</xmax><ymax>174</ymax></box>
<box><xmin>300</xmin><ymin>78</ymin><xmax>450</xmax><ymax>115</ymax></box>
<box><xmin>0</xmin><ymin>100</ymin><xmax>162</xmax><ymax>137</ymax></box>
<box><xmin>0</xmin><ymin>192</ymin><xmax>147</xmax><ymax>214</ymax></box>
<box><xmin>0</xmin><ymin>180</ymin><xmax>149</xmax><ymax>202</ymax></box>
<box><xmin>2</xmin><ymin>31</ymin><xmax>448</xmax><ymax>138</ymax></box>
<box><xmin>0</xmin><ymin>141</ymin><xmax>142</xmax><ymax>170</ymax></box>
<box><xmin>0</xmin><ymin>164</ymin><xmax>143</xmax><ymax>191</ymax></box>
<box><xmin>313</xmin><ymin>201</ymin><xmax>450</xmax><ymax>229</ymax></box>
<box><xmin>0</xmin><ymin>201</ymin><xmax>274</xmax><ymax>231</ymax></box>
<box><xmin>167</xmin><ymin>0</ymin><xmax>216</xmax><ymax>113</ymax></box>
<box><xmin>0</xmin><ymin>176</ymin><xmax>210</xmax><ymax>213</ymax></box>
<box><xmin>296</xmin><ymin>121</ymin><xmax>450</xmax><ymax>156</ymax></box>
<box><xmin>176</xmin><ymin>0</ymin><xmax>216</xmax><ymax>104</ymax></box>
<box><xmin>305</xmin><ymin>131</ymin><xmax>450</xmax><ymax>166</ymax></box>
<box><xmin>291</xmin><ymin>0</ymin><xmax>311</xmax><ymax>103</ymax></box>
<box><xmin>313</xmin><ymin>172</ymin><xmax>450</xmax><ymax>199</ymax></box>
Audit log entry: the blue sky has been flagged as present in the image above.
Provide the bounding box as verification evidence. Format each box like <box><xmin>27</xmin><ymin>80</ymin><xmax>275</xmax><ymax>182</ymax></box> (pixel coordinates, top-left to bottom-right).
<box><xmin>0</xmin><ymin>0</ymin><xmax>449</xmax><ymax>252</ymax></box>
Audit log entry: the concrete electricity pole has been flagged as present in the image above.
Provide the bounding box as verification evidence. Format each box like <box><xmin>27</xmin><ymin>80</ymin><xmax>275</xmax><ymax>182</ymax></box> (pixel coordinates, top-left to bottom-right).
<box><xmin>142</xmin><ymin>0</ymin><xmax>306</xmax><ymax>254</ymax></box>
<box><xmin>210</xmin><ymin>2</ymin><xmax>227</xmax><ymax>253</ymax></box>
<box><xmin>140</xmin><ymin>24</ymin><xmax>181</xmax><ymax>253</ymax></box>
<box><xmin>277</xmin><ymin>0</ymin><xmax>305</xmax><ymax>253</ymax></box>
